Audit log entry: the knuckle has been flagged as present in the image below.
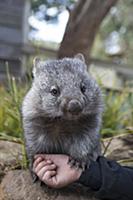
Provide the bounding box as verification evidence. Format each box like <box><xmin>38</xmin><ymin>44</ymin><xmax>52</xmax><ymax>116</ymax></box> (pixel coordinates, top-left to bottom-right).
<box><xmin>42</xmin><ymin>173</ymin><xmax>48</xmax><ymax>182</ymax></box>
<box><xmin>37</xmin><ymin>172</ymin><xmax>41</xmax><ymax>177</ymax></box>
<box><xmin>44</xmin><ymin>165</ymin><xmax>52</xmax><ymax>171</ymax></box>
<box><xmin>38</xmin><ymin>161</ymin><xmax>45</xmax><ymax>168</ymax></box>
<box><xmin>44</xmin><ymin>165</ymin><xmax>49</xmax><ymax>171</ymax></box>
<box><xmin>33</xmin><ymin>167</ymin><xmax>37</xmax><ymax>174</ymax></box>
<box><xmin>45</xmin><ymin>171</ymin><xmax>51</xmax><ymax>178</ymax></box>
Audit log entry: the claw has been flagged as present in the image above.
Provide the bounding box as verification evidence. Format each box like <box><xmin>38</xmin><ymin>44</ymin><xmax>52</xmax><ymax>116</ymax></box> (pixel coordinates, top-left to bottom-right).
<box><xmin>32</xmin><ymin>173</ymin><xmax>38</xmax><ymax>183</ymax></box>
<box><xmin>80</xmin><ymin>162</ymin><xmax>87</xmax><ymax>171</ymax></box>
<box><xmin>68</xmin><ymin>156</ymin><xmax>86</xmax><ymax>170</ymax></box>
<box><xmin>68</xmin><ymin>156</ymin><xmax>76</xmax><ymax>168</ymax></box>
<box><xmin>40</xmin><ymin>180</ymin><xmax>46</xmax><ymax>187</ymax></box>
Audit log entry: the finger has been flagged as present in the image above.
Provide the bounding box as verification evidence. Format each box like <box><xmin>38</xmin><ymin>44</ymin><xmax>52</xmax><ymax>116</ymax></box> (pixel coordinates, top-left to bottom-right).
<box><xmin>33</xmin><ymin>157</ymin><xmax>43</xmax><ymax>169</ymax></box>
<box><xmin>34</xmin><ymin>154</ymin><xmax>46</xmax><ymax>159</ymax></box>
<box><xmin>42</xmin><ymin>170</ymin><xmax>56</xmax><ymax>184</ymax></box>
<box><xmin>35</xmin><ymin>154</ymin><xmax>55</xmax><ymax>161</ymax></box>
<box><xmin>43</xmin><ymin>154</ymin><xmax>57</xmax><ymax>160</ymax></box>
<box><xmin>37</xmin><ymin>164</ymin><xmax>56</xmax><ymax>180</ymax></box>
<box><xmin>44</xmin><ymin>172</ymin><xmax>61</xmax><ymax>188</ymax></box>
<box><xmin>34</xmin><ymin>155</ymin><xmax>53</xmax><ymax>165</ymax></box>
<box><xmin>34</xmin><ymin>156</ymin><xmax>52</xmax><ymax>166</ymax></box>
<box><xmin>34</xmin><ymin>160</ymin><xmax>49</xmax><ymax>174</ymax></box>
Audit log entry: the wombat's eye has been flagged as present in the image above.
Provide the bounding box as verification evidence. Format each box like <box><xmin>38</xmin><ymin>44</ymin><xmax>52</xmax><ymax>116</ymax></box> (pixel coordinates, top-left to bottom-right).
<box><xmin>50</xmin><ymin>86</ymin><xmax>60</xmax><ymax>96</ymax></box>
<box><xmin>80</xmin><ymin>84</ymin><xmax>86</xmax><ymax>94</ymax></box>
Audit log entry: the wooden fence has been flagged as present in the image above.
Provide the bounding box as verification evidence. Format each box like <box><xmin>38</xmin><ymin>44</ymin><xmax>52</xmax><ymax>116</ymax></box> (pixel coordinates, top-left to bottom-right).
<box><xmin>0</xmin><ymin>0</ymin><xmax>30</xmax><ymax>81</ymax></box>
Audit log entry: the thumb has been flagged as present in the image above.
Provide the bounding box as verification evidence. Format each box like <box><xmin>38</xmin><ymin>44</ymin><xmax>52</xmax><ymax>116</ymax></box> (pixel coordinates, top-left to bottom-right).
<box><xmin>34</xmin><ymin>154</ymin><xmax>54</xmax><ymax>161</ymax></box>
<box><xmin>47</xmin><ymin>176</ymin><xmax>62</xmax><ymax>189</ymax></box>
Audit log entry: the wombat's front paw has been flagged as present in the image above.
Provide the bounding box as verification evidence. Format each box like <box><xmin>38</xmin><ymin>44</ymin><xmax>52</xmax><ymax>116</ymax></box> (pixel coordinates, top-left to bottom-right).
<box><xmin>67</xmin><ymin>156</ymin><xmax>86</xmax><ymax>170</ymax></box>
<box><xmin>31</xmin><ymin>171</ymin><xmax>38</xmax><ymax>183</ymax></box>
<box><xmin>67</xmin><ymin>156</ymin><xmax>78</xmax><ymax>168</ymax></box>
<box><xmin>31</xmin><ymin>171</ymin><xmax>46</xmax><ymax>187</ymax></box>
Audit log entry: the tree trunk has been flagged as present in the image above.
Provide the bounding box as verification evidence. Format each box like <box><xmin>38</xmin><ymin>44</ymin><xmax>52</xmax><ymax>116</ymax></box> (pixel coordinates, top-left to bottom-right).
<box><xmin>58</xmin><ymin>0</ymin><xmax>118</xmax><ymax>64</ymax></box>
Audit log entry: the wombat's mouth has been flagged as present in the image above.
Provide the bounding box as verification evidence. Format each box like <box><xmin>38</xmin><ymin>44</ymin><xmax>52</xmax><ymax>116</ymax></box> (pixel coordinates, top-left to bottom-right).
<box><xmin>52</xmin><ymin>112</ymin><xmax>82</xmax><ymax>121</ymax></box>
<box><xmin>62</xmin><ymin>111</ymin><xmax>82</xmax><ymax>121</ymax></box>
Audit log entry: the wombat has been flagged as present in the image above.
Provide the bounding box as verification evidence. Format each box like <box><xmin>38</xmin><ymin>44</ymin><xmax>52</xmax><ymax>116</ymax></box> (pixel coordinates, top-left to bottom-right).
<box><xmin>22</xmin><ymin>54</ymin><xmax>103</xmax><ymax>180</ymax></box>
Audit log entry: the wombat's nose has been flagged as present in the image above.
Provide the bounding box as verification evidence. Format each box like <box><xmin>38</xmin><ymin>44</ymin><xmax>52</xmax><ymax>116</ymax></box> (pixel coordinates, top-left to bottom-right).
<box><xmin>67</xmin><ymin>100</ymin><xmax>82</xmax><ymax>115</ymax></box>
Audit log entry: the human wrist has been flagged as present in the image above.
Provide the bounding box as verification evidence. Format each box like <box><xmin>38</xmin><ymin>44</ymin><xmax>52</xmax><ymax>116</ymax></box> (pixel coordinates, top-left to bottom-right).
<box><xmin>72</xmin><ymin>168</ymin><xmax>83</xmax><ymax>184</ymax></box>
<box><xmin>78</xmin><ymin>160</ymin><xmax>102</xmax><ymax>190</ymax></box>
<box><xmin>76</xmin><ymin>168</ymin><xmax>83</xmax><ymax>181</ymax></box>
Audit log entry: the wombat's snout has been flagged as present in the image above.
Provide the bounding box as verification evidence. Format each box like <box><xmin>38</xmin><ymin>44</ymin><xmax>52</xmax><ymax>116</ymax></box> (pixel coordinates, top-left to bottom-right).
<box><xmin>67</xmin><ymin>100</ymin><xmax>83</xmax><ymax>115</ymax></box>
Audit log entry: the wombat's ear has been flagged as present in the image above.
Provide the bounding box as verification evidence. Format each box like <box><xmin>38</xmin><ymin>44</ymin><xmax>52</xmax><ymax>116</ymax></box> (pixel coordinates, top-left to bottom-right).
<box><xmin>32</xmin><ymin>57</ymin><xmax>41</xmax><ymax>77</ymax></box>
<box><xmin>74</xmin><ymin>53</ymin><xmax>85</xmax><ymax>63</ymax></box>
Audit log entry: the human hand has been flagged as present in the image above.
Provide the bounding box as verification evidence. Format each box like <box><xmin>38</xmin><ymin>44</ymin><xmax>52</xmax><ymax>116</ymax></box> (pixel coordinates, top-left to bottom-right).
<box><xmin>33</xmin><ymin>154</ymin><xmax>83</xmax><ymax>188</ymax></box>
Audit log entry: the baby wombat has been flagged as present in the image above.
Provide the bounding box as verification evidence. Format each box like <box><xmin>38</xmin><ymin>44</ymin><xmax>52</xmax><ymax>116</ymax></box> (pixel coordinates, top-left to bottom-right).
<box><xmin>22</xmin><ymin>54</ymin><xmax>103</xmax><ymax>179</ymax></box>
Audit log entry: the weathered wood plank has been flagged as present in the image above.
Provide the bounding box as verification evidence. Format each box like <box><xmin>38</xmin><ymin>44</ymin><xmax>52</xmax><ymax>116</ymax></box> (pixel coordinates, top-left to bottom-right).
<box><xmin>0</xmin><ymin>5</ymin><xmax>23</xmax><ymax>14</ymax></box>
<box><xmin>0</xmin><ymin>59</ymin><xmax>21</xmax><ymax>74</ymax></box>
<box><xmin>0</xmin><ymin>27</ymin><xmax>22</xmax><ymax>44</ymax></box>
<box><xmin>0</xmin><ymin>9</ymin><xmax>23</xmax><ymax>18</ymax></box>
<box><xmin>0</xmin><ymin>14</ymin><xmax>22</xmax><ymax>28</ymax></box>
<box><xmin>22</xmin><ymin>0</ymin><xmax>31</xmax><ymax>43</ymax></box>
<box><xmin>0</xmin><ymin>44</ymin><xmax>21</xmax><ymax>59</ymax></box>
<box><xmin>0</xmin><ymin>0</ymin><xmax>24</xmax><ymax>9</ymax></box>
<box><xmin>0</xmin><ymin>0</ymin><xmax>30</xmax><ymax>81</ymax></box>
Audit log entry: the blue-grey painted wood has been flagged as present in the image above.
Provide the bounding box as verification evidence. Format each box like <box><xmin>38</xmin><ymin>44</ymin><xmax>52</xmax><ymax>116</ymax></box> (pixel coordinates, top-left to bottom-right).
<box><xmin>0</xmin><ymin>0</ymin><xmax>31</xmax><ymax>80</ymax></box>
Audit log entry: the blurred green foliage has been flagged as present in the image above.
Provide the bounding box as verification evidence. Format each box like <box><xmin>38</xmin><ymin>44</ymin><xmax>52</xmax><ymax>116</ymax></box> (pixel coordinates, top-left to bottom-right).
<box><xmin>92</xmin><ymin>0</ymin><xmax>133</xmax><ymax>65</ymax></box>
<box><xmin>102</xmin><ymin>88</ymin><xmax>133</xmax><ymax>137</ymax></box>
<box><xmin>0</xmin><ymin>71</ymin><xmax>29</xmax><ymax>140</ymax></box>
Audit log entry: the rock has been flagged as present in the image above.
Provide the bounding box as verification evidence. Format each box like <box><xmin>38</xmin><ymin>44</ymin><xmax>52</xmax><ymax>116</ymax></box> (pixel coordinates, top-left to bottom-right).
<box><xmin>0</xmin><ymin>140</ymin><xmax>22</xmax><ymax>167</ymax></box>
<box><xmin>0</xmin><ymin>170</ymin><xmax>98</xmax><ymax>200</ymax></box>
<box><xmin>102</xmin><ymin>133</ymin><xmax>133</xmax><ymax>166</ymax></box>
<box><xmin>0</xmin><ymin>140</ymin><xmax>22</xmax><ymax>183</ymax></box>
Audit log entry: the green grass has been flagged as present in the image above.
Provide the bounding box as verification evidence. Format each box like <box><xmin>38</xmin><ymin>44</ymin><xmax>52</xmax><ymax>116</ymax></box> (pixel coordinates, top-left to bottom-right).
<box><xmin>0</xmin><ymin>74</ymin><xmax>29</xmax><ymax>139</ymax></box>
<box><xmin>102</xmin><ymin>88</ymin><xmax>133</xmax><ymax>137</ymax></box>
<box><xmin>0</xmin><ymin>70</ymin><xmax>30</xmax><ymax>168</ymax></box>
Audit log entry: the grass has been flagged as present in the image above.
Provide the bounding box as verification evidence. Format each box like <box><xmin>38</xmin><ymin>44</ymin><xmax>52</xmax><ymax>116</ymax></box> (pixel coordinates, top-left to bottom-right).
<box><xmin>0</xmin><ymin>68</ymin><xmax>30</xmax><ymax>168</ymax></box>
<box><xmin>0</xmin><ymin>73</ymin><xmax>29</xmax><ymax>139</ymax></box>
<box><xmin>102</xmin><ymin>88</ymin><xmax>133</xmax><ymax>137</ymax></box>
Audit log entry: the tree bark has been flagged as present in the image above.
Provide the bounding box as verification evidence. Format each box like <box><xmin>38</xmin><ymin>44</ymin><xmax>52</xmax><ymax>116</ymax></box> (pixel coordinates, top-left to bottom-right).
<box><xmin>58</xmin><ymin>0</ymin><xmax>118</xmax><ymax>64</ymax></box>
